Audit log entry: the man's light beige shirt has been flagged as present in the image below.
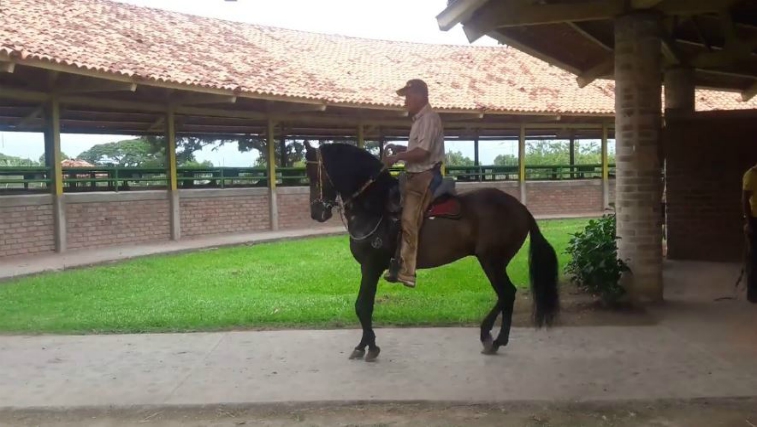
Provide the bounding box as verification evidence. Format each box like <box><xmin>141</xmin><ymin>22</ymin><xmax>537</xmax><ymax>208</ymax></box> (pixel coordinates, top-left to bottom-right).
<box><xmin>406</xmin><ymin>104</ymin><xmax>445</xmax><ymax>173</ymax></box>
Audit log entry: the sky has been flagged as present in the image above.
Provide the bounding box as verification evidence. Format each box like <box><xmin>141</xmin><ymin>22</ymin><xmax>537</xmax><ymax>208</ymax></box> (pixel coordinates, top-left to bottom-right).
<box><xmin>0</xmin><ymin>0</ymin><xmax>600</xmax><ymax>165</ymax></box>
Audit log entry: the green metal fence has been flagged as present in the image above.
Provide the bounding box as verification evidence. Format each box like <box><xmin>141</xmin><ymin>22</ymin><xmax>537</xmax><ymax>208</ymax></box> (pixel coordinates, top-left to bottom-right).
<box><xmin>0</xmin><ymin>164</ymin><xmax>618</xmax><ymax>194</ymax></box>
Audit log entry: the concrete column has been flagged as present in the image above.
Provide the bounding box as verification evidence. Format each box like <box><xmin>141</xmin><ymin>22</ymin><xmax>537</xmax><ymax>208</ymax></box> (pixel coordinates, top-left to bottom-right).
<box><xmin>43</xmin><ymin>97</ymin><xmax>66</xmax><ymax>252</ymax></box>
<box><xmin>614</xmin><ymin>11</ymin><xmax>664</xmax><ymax>303</ymax></box>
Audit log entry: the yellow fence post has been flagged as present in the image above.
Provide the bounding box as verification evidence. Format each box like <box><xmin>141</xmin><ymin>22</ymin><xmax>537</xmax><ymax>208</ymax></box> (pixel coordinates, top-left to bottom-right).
<box><xmin>166</xmin><ymin>107</ymin><xmax>180</xmax><ymax>240</ymax></box>
<box><xmin>518</xmin><ymin>124</ymin><xmax>527</xmax><ymax>205</ymax></box>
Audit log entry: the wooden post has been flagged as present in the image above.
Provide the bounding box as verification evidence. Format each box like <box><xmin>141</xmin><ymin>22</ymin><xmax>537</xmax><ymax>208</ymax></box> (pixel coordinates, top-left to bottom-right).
<box><xmin>357</xmin><ymin>124</ymin><xmax>365</xmax><ymax>149</ymax></box>
<box><xmin>279</xmin><ymin>129</ymin><xmax>287</xmax><ymax>168</ymax></box>
<box><xmin>473</xmin><ymin>130</ymin><xmax>480</xmax><ymax>182</ymax></box>
<box><xmin>569</xmin><ymin>131</ymin><xmax>576</xmax><ymax>179</ymax></box>
<box><xmin>267</xmin><ymin>119</ymin><xmax>279</xmax><ymax>231</ymax></box>
<box><xmin>44</xmin><ymin>96</ymin><xmax>65</xmax><ymax>252</ymax></box>
<box><xmin>601</xmin><ymin>122</ymin><xmax>610</xmax><ymax>210</ymax></box>
<box><xmin>378</xmin><ymin>129</ymin><xmax>385</xmax><ymax>159</ymax></box>
<box><xmin>166</xmin><ymin>107</ymin><xmax>180</xmax><ymax>240</ymax></box>
<box><xmin>518</xmin><ymin>124</ymin><xmax>527</xmax><ymax>205</ymax></box>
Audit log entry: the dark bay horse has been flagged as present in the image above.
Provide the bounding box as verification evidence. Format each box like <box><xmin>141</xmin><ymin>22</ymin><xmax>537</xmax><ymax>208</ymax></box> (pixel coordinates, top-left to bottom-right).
<box><xmin>304</xmin><ymin>142</ymin><xmax>559</xmax><ymax>361</ymax></box>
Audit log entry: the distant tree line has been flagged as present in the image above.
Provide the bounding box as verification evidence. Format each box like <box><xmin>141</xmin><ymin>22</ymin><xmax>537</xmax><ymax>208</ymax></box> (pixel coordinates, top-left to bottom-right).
<box><xmin>0</xmin><ymin>137</ymin><xmax>615</xmax><ymax>169</ymax></box>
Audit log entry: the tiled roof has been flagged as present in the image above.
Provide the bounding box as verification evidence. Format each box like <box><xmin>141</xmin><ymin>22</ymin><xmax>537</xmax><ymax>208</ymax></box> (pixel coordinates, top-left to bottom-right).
<box><xmin>1</xmin><ymin>0</ymin><xmax>756</xmax><ymax>115</ymax></box>
<box><xmin>61</xmin><ymin>159</ymin><xmax>95</xmax><ymax>167</ymax></box>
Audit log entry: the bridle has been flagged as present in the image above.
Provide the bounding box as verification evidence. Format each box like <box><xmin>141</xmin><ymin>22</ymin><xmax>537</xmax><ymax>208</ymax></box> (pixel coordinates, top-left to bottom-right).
<box><xmin>305</xmin><ymin>147</ymin><xmax>388</xmax><ymax>241</ymax></box>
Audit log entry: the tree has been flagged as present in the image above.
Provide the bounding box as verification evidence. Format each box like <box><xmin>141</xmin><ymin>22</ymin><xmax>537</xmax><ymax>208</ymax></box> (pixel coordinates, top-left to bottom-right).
<box><xmin>445</xmin><ymin>150</ymin><xmax>475</xmax><ymax>167</ymax></box>
<box><xmin>38</xmin><ymin>152</ymin><xmax>70</xmax><ymax>165</ymax></box>
<box><xmin>78</xmin><ymin>138</ymin><xmax>165</xmax><ymax>167</ymax></box>
<box><xmin>0</xmin><ymin>153</ymin><xmax>40</xmax><ymax>167</ymax></box>
<box><xmin>493</xmin><ymin>154</ymin><xmax>517</xmax><ymax>166</ymax></box>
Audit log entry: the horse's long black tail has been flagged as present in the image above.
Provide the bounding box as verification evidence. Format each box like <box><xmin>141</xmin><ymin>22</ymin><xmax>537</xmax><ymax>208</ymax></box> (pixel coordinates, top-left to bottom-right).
<box><xmin>527</xmin><ymin>212</ymin><xmax>560</xmax><ymax>328</ymax></box>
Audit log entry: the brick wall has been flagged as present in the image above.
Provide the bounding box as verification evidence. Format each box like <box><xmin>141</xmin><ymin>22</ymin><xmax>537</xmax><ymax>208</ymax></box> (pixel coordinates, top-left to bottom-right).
<box><xmin>0</xmin><ymin>195</ymin><xmax>55</xmax><ymax>258</ymax></box>
<box><xmin>277</xmin><ymin>187</ymin><xmax>336</xmax><ymax>230</ymax></box>
<box><xmin>66</xmin><ymin>192</ymin><xmax>170</xmax><ymax>250</ymax></box>
<box><xmin>457</xmin><ymin>181</ymin><xmax>520</xmax><ymax>201</ymax></box>
<box><xmin>180</xmin><ymin>188</ymin><xmax>270</xmax><ymax>237</ymax></box>
<box><xmin>526</xmin><ymin>180</ymin><xmax>603</xmax><ymax>216</ymax></box>
<box><xmin>665</xmin><ymin>111</ymin><xmax>757</xmax><ymax>262</ymax></box>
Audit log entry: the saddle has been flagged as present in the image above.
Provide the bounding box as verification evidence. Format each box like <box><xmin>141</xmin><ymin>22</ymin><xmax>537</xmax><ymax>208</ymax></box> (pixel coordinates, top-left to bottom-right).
<box><xmin>388</xmin><ymin>173</ymin><xmax>462</xmax><ymax>220</ymax></box>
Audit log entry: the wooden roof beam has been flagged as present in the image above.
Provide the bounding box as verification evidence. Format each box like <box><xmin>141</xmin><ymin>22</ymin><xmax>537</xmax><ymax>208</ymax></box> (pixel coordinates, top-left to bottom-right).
<box><xmin>15</xmin><ymin>105</ymin><xmax>44</xmax><ymax>130</ymax></box>
<box><xmin>485</xmin><ymin>32</ymin><xmax>582</xmax><ymax>75</ymax></box>
<box><xmin>56</xmin><ymin>79</ymin><xmax>137</xmax><ymax>95</ymax></box>
<box><xmin>265</xmin><ymin>100</ymin><xmax>327</xmax><ymax>113</ymax></box>
<box><xmin>172</xmin><ymin>93</ymin><xmax>237</xmax><ymax>106</ymax></box>
<box><xmin>741</xmin><ymin>81</ymin><xmax>757</xmax><ymax>102</ymax></box>
<box><xmin>461</xmin><ymin>0</ymin><xmax>740</xmax><ymax>42</ymax></box>
<box><xmin>0</xmin><ymin>61</ymin><xmax>15</xmax><ymax>73</ymax></box>
<box><xmin>576</xmin><ymin>56</ymin><xmax>614</xmax><ymax>88</ymax></box>
<box><xmin>436</xmin><ymin>0</ymin><xmax>490</xmax><ymax>31</ymax></box>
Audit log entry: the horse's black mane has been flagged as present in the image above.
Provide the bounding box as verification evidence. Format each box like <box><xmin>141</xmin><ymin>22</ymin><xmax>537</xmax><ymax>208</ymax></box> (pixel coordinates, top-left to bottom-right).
<box><xmin>318</xmin><ymin>143</ymin><xmax>397</xmax><ymax>199</ymax></box>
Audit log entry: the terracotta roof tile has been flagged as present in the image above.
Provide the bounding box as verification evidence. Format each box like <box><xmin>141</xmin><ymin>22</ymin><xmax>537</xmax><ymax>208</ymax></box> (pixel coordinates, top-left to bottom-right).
<box><xmin>1</xmin><ymin>0</ymin><xmax>756</xmax><ymax>114</ymax></box>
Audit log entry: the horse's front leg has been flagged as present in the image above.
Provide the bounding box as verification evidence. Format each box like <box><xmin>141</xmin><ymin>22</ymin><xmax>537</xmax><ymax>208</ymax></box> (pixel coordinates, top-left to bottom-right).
<box><xmin>350</xmin><ymin>263</ymin><xmax>382</xmax><ymax>362</ymax></box>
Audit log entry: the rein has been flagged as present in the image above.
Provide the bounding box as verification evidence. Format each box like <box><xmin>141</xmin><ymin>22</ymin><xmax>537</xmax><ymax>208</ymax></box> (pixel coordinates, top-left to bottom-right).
<box><xmin>306</xmin><ymin>147</ymin><xmax>388</xmax><ymax>241</ymax></box>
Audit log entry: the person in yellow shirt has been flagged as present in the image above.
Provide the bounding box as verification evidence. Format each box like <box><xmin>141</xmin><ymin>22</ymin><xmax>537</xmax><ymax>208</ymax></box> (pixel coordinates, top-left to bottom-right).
<box><xmin>741</xmin><ymin>166</ymin><xmax>757</xmax><ymax>303</ymax></box>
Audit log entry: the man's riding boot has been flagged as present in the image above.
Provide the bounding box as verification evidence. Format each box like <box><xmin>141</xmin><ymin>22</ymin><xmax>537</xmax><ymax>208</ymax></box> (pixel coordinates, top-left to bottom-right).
<box><xmin>383</xmin><ymin>233</ymin><xmax>402</xmax><ymax>283</ymax></box>
<box><xmin>396</xmin><ymin>170</ymin><xmax>434</xmax><ymax>288</ymax></box>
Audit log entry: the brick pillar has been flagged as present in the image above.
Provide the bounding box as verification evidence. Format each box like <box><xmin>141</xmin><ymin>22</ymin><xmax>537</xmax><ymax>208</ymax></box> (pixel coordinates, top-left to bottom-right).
<box><xmin>614</xmin><ymin>11</ymin><xmax>664</xmax><ymax>302</ymax></box>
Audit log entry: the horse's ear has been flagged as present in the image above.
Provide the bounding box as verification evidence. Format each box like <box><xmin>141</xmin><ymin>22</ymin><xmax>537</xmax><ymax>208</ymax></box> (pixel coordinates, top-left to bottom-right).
<box><xmin>304</xmin><ymin>140</ymin><xmax>313</xmax><ymax>150</ymax></box>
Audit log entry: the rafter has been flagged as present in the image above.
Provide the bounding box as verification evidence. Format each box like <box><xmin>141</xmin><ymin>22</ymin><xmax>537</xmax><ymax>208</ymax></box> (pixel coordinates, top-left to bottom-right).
<box><xmin>436</xmin><ymin>0</ymin><xmax>490</xmax><ymax>31</ymax></box>
<box><xmin>461</xmin><ymin>0</ymin><xmax>739</xmax><ymax>42</ymax></box>
<box><xmin>485</xmin><ymin>32</ymin><xmax>582</xmax><ymax>76</ymax></box>
<box><xmin>0</xmin><ymin>61</ymin><xmax>15</xmax><ymax>73</ymax></box>
<box><xmin>576</xmin><ymin>56</ymin><xmax>614</xmax><ymax>88</ymax></box>
<box><xmin>15</xmin><ymin>105</ymin><xmax>44</xmax><ymax>129</ymax></box>
<box><xmin>741</xmin><ymin>81</ymin><xmax>757</xmax><ymax>102</ymax></box>
<box><xmin>567</xmin><ymin>22</ymin><xmax>612</xmax><ymax>51</ymax></box>
<box><xmin>172</xmin><ymin>93</ymin><xmax>237</xmax><ymax>106</ymax></box>
<box><xmin>56</xmin><ymin>80</ymin><xmax>137</xmax><ymax>95</ymax></box>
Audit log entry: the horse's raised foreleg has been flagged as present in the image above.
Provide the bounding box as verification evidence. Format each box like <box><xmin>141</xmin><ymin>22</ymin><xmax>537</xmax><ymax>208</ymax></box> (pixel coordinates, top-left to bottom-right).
<box><xmin>350</xmin><ymin>263</ymin><xmax>382</xmax><ymax>362</ymax></box>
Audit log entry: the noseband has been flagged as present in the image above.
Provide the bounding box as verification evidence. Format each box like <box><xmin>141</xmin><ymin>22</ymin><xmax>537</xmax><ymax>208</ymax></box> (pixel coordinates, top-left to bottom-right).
<box><xmin>306</xmin><ymin>147</ymin><xmax>389</xmax><ymax>241</ymax></box>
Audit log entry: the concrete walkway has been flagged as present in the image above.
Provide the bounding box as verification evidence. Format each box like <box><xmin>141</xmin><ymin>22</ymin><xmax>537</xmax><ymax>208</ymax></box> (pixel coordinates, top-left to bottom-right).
<box><xmin>0</xmin><ymin>226</ymin><xmax>345</xmax><ymax>281</ymax></box>
<box><xmin>1</xmin><ymin>261</ymin><xmax>756</xmax><ymax>409</ymax></box>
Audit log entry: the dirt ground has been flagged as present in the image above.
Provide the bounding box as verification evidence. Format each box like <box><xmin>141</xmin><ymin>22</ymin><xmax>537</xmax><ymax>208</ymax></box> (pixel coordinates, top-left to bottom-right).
<box><xmin>503</xmin><ymin>282</ymin><xmax>657</xmax><ymax>329</ymax></box>
<box><xmin>2</xmin><ymin>399</ymin><xmax>756</xmax><ymax>427</ymax></box>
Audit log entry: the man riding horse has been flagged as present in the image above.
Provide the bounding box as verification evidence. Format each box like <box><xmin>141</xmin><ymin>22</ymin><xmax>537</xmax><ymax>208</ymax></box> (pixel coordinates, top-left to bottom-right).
<box><xmin>381</xmin><ymin>79</ymin><xmax>446</xmax><ymax>288</ymax></box>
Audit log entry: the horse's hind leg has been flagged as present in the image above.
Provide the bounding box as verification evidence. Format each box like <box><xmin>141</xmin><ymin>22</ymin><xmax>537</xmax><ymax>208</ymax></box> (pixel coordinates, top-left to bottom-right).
<box><xmin>495</xmin><ymin>271</ymin><xmax>517</xmax><ymax>348</ymax></box>
<box><xmin>478</xmin><ymin>256</ymin><xmax>507</xmax><ymax>355</ymax></box>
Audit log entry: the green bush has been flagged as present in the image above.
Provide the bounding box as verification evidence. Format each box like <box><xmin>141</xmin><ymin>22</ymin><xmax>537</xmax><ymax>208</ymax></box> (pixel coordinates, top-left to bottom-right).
<box><xmin>564</xmin><ymin>209</ymin><xmax>630</xmax><ymax>305</ymax></box>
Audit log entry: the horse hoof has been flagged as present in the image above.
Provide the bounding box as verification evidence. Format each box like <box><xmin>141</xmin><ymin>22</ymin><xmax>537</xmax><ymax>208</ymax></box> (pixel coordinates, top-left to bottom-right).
<box><xmin>481</xmin><ymin>337</ymin><xmax>498</xmax><ymax>355</ymax></box>
<box><xmin>349</xmin><ymin>349</ymin><xmax>366</xmax><ymax>360</ymax></box>
<box><xmin>365</xmin><ymin>347</ymin><xmax>381</xmax><ymax>362</ymax></box>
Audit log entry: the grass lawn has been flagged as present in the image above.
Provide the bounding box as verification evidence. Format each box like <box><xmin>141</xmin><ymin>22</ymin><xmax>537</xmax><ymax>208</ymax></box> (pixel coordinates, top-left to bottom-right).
<box><xmin>0</xmin><ymin>218</ymin><xmax>590</xmax><ymax>334</ymax></box>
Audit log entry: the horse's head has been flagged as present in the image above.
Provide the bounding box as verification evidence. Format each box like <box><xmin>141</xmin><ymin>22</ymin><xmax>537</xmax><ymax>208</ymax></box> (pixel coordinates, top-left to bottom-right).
<box><xmin>304</xmin><ymin>141</ymin><xmax>337</xmax><ymax>222</ymax></box>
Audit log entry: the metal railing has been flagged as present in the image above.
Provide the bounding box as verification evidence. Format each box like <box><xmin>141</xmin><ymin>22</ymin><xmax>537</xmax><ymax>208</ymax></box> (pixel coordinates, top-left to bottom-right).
<box><xmin>0</xmin><ymin>164</ymin><xmax>618</xmax><ymax>194</ymax></box>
